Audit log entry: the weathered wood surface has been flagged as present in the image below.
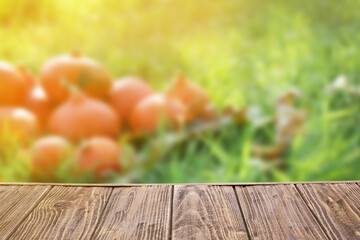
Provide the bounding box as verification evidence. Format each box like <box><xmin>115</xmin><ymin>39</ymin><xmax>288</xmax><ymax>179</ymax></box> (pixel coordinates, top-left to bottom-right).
<box><xmin>0</xmin><ymin>185</ymin><xmax>50</xmax><ymax>240</ymax></box>
<box><xmin>235</xmin><ymin>184</ymin><xmax>329</xmax><ymax>240</ymax></box>
<box><xmin>0</xmin><ymin>181</ymin><xmax>358</xmax><ymax>240</ymax></box>
<box><xmin>92</xmin><ymin>185</ymin><xmax>172</xmax><ymax>240</ymax></box>
<box><xmin>8</xmin><ymin>186</ymin><xmax>112</xmax><ymax>240</ymax></box>
<box><xmin>297</xmin><ymin>183</ymin><xmax>360</xmax><ymax>240</ymax></box>
<box><xmin>173</xmin><ymin>185</ymin><xmax>249</xmax><ymax>240</ymax></box>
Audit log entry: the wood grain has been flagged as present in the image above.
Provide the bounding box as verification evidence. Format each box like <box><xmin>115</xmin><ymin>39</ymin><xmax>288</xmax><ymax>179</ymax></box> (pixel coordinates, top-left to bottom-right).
<box><xmin>236</xmin><ymin>184</ymin><xmax>328</xmax><ymax>240</ymax></box>
<box><xmin>0</xmin><ymin>182</ymin><xmax>359</xmax><ymax>240</ymax></box>
<box><xmin>297</xmin><ymin>183</ymin><xmax>360</xmax><ymax>240</ymax></box>
<box><xmin>0</xmin><ymin>185</ymin><xmax>50</xmax><ymax>240</ymax></box>
<box><xmin>8</xmin><ymin>186</ymin><xmax>112</xmax><ymax>240</ymax></box>
<box><xmin>172</xmin><ymin>185</ymin><xmax>249</xmax><ymax>240</ymax></box>
<box><xmin>91</xmin><ymin>185</ymin><xmax>172</xmax><ymax>240</ymax></box>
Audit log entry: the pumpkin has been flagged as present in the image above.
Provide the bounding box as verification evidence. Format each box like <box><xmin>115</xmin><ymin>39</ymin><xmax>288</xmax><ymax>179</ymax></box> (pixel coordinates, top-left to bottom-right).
<box><xmin>31</xmin><ymin>136</ymin><xmax>72</xmax><ymax>181</ymax></box>
<box><xmin>17</xmin><ymin>64</ymin><xmax>36</xmax><ymax>90</ymax></box>
<box><xmin>76</xmin><ymin>137</ymin><xmax>121</xmax><ymax>178</ymax></box>
<box><xmin>48</xmin><ymin>91</ymin><xmax>120</xmax><ymax>141</ymax></box>
<box><xmin>130</xmin><ymin>94</ymin><xmax>186</xmax><ymax>134</ymax></box>
<box><xmin>24</xmin><ymin>84</ymin><xmax>53</xmax><ymax>126</ymax></box>
<box><xmin>40</xmin><ymin>52</ymin><xmax>111</xmax><ymax>104</ymax></box>
<box><xmin>0</xmin><ymin>107</ymin><xmax>38</xmax><ymax>142</ymax></box>
<box><xmin>17</xmin><ymin>66</ymin><xmax>54</xmax><ymax>125</ymax></box>
<box><xmin>165</xmin><ymin>73</ymin><xmax>210</xmax><ymax>121</ymax></box>
<box><xmin>0</xmin><ymin>62</ymin><xmax>28</xmax><ymax>106</ymax></box>
<box><xmin>109</xmin><ymin>76</ymin><xmax>154</xmax><ymax>126</ymax></box>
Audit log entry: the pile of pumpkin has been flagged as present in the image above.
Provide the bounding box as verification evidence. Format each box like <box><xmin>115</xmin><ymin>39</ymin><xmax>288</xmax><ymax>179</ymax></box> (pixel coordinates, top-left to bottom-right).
<box><xmin>0</xmin><ymin>52</ymin><xmax>215</xmax><ymax>181</ymax></box>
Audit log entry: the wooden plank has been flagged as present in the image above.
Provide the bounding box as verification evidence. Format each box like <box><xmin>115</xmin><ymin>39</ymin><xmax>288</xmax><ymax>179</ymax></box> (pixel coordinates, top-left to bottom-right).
<box><xmin>297</xmin><ymin>183</ymin><xmax>360</xmax><ymax>239</ymax></box>
<box><xmin>8</xmin><ymin>186</ymin><xmax>112</xmax><ymax>240</ymax></box>
<box><xmin>235</xmin><ymin>184</ymin><xmax>328</xmax><ymax>240</ymax></box>
<box><xmin>0</xmin><ymin>185</ymin><xmax>50</xmax><ymax>240</ymax></box>
<box><xmin>91</xmin><ymin>185</ymin><xmax>172</xmax><ymax>240</ymax></box>
<box><xmin>172</xmin><ymin>185</ymin><xmax>249</xmax><ymax>240</ymax></box>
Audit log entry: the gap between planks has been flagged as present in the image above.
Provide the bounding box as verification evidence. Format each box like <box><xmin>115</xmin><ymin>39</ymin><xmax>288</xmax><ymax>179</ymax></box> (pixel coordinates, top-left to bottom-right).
<box><xmin>168</xmin><ymin>185</ymin><xmax>174</xmax><ymax>240</ymax></box>
<box><xmin>233</xmin><ymin>186</ymin><xmax>251</xmax><ymax>240</ymax></box>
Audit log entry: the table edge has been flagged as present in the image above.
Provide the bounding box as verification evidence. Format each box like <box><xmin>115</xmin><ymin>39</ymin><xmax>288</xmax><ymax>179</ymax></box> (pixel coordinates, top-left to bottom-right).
<box><xmin>0</xmin><ymin>180</ymin><xmax>359</xmax><ymax>187</ymax></box>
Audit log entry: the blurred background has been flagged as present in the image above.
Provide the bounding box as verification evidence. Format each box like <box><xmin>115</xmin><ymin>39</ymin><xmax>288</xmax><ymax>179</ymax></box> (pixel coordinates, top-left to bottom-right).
<box><xmin>0</xmin><ymin>0</ymin><xmax>359</xmax><ymax>183</ymax></box>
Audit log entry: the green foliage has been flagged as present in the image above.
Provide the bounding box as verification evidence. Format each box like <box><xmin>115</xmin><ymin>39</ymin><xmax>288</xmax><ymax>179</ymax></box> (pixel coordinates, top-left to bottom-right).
<box><xmin>0</xmin><ymin>0</ymin><xmax>359</xmax><ymax>183</ymax></box>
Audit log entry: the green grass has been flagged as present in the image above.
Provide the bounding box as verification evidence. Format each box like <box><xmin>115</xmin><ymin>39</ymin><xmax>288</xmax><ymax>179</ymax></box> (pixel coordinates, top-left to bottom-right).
<box><xmin>0</xmin><ymin>0</ymin><xmax>359</xmax><ymax>183</ymax></box>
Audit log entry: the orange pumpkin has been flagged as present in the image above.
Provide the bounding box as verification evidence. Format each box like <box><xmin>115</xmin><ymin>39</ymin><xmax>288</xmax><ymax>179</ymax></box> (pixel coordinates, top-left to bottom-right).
<box><xmin>0</xmin><ymin>62</ymin><xmax>28</xmax><ymax>106</ymax></box>
<box><xmin>17</xmin><ymin>66</ymin><xmax>54</xmax><ymax>125</ymax></box>
<box><xmin>17</xmin><ymin>64</ymin><xmax>36</xmax><ymax>90</ymax></box>
<box><xmin>24</xmin><ymin>84</ymin><xmax>53</xmax><ymax>126</ymax></box>
<box><xmin>0</xmin><ymin>107</ymin><xmax>38</xmax><ymax>142</ymax></box>
<box><xmin>130</xmin><ymin>94</ymin><xmax>186</xmax><ymax>134</ymax></box>
<box><xmin>48</xmin><ymin>91</ymin><xmax>120</xmax><ymax>141</ymax></box>
<box><xmin>32</xmin><ymin>136</ymin><xmax>72</xmax><ymax>181</ymax></box>
<box><xmin>76</xmin><ymin>137</ymin><xmax>121</xmax><ymax>178</ymax></box>
<box><xmin>40</xmin><ymin>52</ymin><xmax>112</xmax><ymax>104</ymax></box>
<box><xmin>109</xmin><ymin>76</ymin><xmax>154</xmax><ymax>126</ymax></box>
<box><xmin>165</xmin><ymin>73</ymin><xmax>210</xmax><ymax>121</ymax></box>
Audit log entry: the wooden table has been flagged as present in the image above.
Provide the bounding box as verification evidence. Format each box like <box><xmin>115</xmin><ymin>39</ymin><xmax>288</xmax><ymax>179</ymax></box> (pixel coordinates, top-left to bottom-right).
<box><xmin>0</xmin><ymin>181</ymin><xmax>359</xmax><ymax>239</ymax></box>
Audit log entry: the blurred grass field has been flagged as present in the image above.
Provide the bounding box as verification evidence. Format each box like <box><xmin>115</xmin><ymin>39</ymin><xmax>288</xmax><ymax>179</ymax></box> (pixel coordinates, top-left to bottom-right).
<box><xmin>0</xmin><ymin>0</ymin><xmax>359</xmax><ymax>183</ymax></box>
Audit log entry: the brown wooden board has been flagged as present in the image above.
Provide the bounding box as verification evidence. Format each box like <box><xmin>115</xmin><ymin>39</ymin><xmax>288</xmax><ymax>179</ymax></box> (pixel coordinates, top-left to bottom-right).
<box><xmin>0</xmin><ymin>182</ymin><xmax>359</xmax><ymax>240</ymax></box>
<box><xmin>0</xmin><ymin>185</ymin><xmax>50</xmax><ymax>240</ymax></box>
<box><xmin>8</xmin><ymin>186</ymin><xmax>112</xmax><ymax>240</ymax></box>
<box><xmin>91</xmin><ymin>185</ymin><xmax>172</xmax><ymax>240</ymax></box>
<box><xmin>172</xmin><ymin>185</ymin><xmax>249</xmax><ymax>240</ymax></box>
<box><xmin>235</xmin><ymin>184</ymin><xmax>328</xmax><ymax>240</ymax></box>
<box><xmin>297</xmin><ymin>183</ymin><xmax>360</xmax><ymax>239</ymax></box>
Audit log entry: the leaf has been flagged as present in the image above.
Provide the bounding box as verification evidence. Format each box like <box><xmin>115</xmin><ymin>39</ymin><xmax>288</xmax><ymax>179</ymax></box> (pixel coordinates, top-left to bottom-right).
<box><xmin>252</xmin><ymin>88</ymin><xmax>306</xmax><ymax>161</ymax></box>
